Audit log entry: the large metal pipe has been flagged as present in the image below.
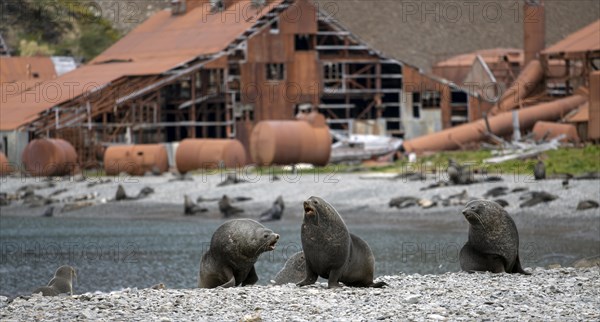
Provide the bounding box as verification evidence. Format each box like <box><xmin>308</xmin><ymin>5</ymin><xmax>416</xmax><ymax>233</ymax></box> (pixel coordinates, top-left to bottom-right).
<box><xmin>523</xmin><ymin>0</ymin><xmax>545</xmax><ymax>66</ymax></box>
<box><xmin>250</xmin><ymin>120</ymin><xmax>331</xmax><ymax>166</ymax></box>
<box><xmin>491</xmin><ymin>59</ymin><xmax>544</xmax><ymax>115</ymax></box>
<box><xmin>21</xmin><ymin>138</ymin><xmax>78</xmax><ymax>176</ymax></box>
<box><xmin>175</xmin><ymin>139</ymin><xmax>246</xmax><ymax>173</ymax></box>
<box><xmin>104</xmin><ymin>144</ymin><xmax>169</xmax><ymax>176</ymax></box>
<box><xmin>403</xmin><ymin>95</ymin><xmax>587</xmax><ymax>153</ymax></box>
<box><xmin>0</xmin><ymin>151</ymin><xmax>13</xmax><ymax>175</ymax></box>
<box><xmin>532</xmin><ymin>121</ymin><xmax>580</xmax><ymax>142</ymax></box>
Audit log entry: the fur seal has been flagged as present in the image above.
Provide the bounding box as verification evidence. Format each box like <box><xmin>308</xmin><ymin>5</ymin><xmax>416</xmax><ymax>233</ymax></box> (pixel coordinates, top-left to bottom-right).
<box><xmin>459</xmin><ymin>200</ymin><xmax>530</xmax><ymax>274</ymax></box>
<box><xmin>576</xmin><ymin>200</ymin><xmax>599</xmax><ymax>210</ymax></box>
<box><xmin>483</xmin><ymin>186</ymin><xmax>508</xmax><ymax>198</ymax></box>
<box><xmin>389</xmin><ymin>196</ymin><xmax>420</xmax><ymax>208</ymax></box>
<box><xmin>273</xmin><ymin>251</ymin><xmax>306</xmax><ymax>285</ymax></box>
<box><xmin>33</xmin><ymin>265</ymin><xmax>77</xmax><ymax>296</ymax></box>
<box><xmin>298</xmin><ymin>196</ymin><xmax>387</xmax><ymax>288</ymax></box>
<box><xmin>198</xmin><ymin>219</ymin><xmax>279</xmax><ymax>288</ymax></box>
<box><xmin>218</xmin><ymin>195</ymin><xmax>244</xmax><ymax>218</ymax></box>
<box><xmin>184</xmin><ymin>195</ymin><xmax>208</xmax><ymax>215</ymax></box>
<box><xmin>534</xmin><ymin>160</ymin><xmax>546</xmax><ymax>180</ymax></box>
<box><xmin>519</xmin><ymin>191</ymin><xmax>558</xmax><ymax>208</ymax></box>
<box><xmin>493</xmin><ymin>199</ymin><xmax>509</xmax><ymax>208</ymax></box>
<box><xmin>259</xmin><ymin>196</ymin><xmax>285</xmax><ymax>222</ymax></box>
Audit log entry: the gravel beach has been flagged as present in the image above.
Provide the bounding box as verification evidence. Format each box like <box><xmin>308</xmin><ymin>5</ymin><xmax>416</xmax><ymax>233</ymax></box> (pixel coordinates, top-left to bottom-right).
<box><xmin>1</xmin><ymin>267</ymin><xmax>598</xmax><ymax>321</ymax></box>
<box><xmin>1</xmin><ymin>171</ymin><xmax>599</xmax><ymax>320</ymax></box>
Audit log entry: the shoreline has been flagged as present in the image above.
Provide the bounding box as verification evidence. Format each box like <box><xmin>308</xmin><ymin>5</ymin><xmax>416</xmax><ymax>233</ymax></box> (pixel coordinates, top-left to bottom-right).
<box><xmin>1</xmin><ymin>267</ymin><xmax>598</xmax><ymax>321</ymax></box>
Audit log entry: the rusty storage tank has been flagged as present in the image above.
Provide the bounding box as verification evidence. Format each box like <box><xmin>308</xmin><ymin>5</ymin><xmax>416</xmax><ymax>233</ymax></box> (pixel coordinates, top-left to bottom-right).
<box><xmin>21</xmin><ymin>138</ymin><xmax>78</xmax><ymax>176</ymax></box>
<box><xmin>0</xmin><ymin>151</ymin><xmax>13</xmax><ymax>175</ymax></box>
<box><xmin>532</xmin><ymin>121</ymin><xmax>580</xmax><ymax>143</ymax></box>
<box><xmin>250</xmin><ymin>120</ymin><xmax>331</xmax><ymax>166</ymax></box>
<box><xmin>104</xmin><ymin>144</ymin><xmax>169</xmax><ymax>176</ymax></box>
<box><xmin>175</xmin><ymin>139</ymin><xmax>247</xmax><ymax>173</ymax></box>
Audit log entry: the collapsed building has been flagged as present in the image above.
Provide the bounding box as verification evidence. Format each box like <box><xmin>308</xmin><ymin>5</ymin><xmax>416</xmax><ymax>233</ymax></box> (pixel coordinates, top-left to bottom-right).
<box><xmin>0</xmin><ymin>0</ymin><xmax>486</xmax><ymax>169</ymax></box>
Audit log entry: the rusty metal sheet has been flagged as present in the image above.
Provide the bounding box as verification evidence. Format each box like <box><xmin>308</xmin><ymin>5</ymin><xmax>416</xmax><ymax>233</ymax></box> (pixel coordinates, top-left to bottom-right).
<box><xmin>21</xmin><ymin>138</ymin><xmax>78</xmax><ymax>176</ymax></box>
<box><xmin>0</xmin><ymin>57</ymin><xmax>189</xmax><ymax>131</ymax></box>
<box><xmin>92</xmin><ymin>0</ymin><xmax>284</xmax><ymax>64</ymax></box>
<box><xmin>403</xmin><ymin>95</ymin><xmax>587</xmax><ymax>153</ymax></box>
<box><xmin>532</xmin><ymin>121</ymin><xmax>579</xmax><ymax>142</ymax></box>
<box><xmin>104</xmin><ymin>144</ymin><xmax>169</xmax><ymax>176</ymax></box>
<box><xmin>0</xmin><ymin>57</ymin><xmax>57</xmax><ymax>83</ymax></box>
<box><xmin>542</xmin><ymin>20</ymin><xmax>600</xmax><ymax>57</ymax></box>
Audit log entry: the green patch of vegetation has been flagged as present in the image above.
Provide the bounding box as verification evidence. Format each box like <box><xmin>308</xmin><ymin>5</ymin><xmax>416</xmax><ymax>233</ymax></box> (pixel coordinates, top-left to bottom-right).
<box><xmin>4</xmin><ymin>0</ymin><xmax>121</xmax><ymax>61</ymax></box>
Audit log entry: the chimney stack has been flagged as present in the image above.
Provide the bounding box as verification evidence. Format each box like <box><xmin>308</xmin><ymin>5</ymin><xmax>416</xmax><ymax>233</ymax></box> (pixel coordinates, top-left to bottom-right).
<box><xmin>523</xmin><ymin>0</ymin><xmax>545</xmax><ymax>66</ymax></box>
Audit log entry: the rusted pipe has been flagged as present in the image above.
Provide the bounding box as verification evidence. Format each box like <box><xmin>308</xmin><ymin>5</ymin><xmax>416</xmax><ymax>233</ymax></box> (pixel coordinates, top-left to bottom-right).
<box><xmin>175</xmin><ymin>139</ymin><xmax>246</xmax><ymax>173</ymax></box>
<box><xmin>104</xmin><ymin>144</ymin><xmax>169</xmax><ymax>176</ymax></box>
<box><xmin>250</xmin><ymin>120</ymin><xmax>332</xmax><ymax>166</ymax></box>
<box><xmin>403</xmin><ymin>95</ymin><xmax>587</xmax><ymax>153</ymax></box>
<box><xmin>491</xmin><ymin>59</ymin><xmax>544</xmax><ymax>115</ymax></box>
<box><xmin>21</xmin><ymin>138</ymin><xmax>78</xmax><ymax>176</ymax></box>
<box><xmin>532</xmin><ymin>121</ymin><xmax>579</xmax><ymax>142</ymax></box>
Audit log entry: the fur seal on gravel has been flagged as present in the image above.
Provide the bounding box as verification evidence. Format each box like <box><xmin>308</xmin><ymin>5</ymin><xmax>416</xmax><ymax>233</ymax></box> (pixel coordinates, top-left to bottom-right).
<box><xmin>459</xmin><ymin>200</ymin><xmax>530</xmax><ymax>274</ymax></box>
<box><xmin>184</xmin><ymin>195</ymin><xmax>208</xmax><ymax>215</ymax></box>
<box><xmin>273</xmin><ymin>251</ymin><xmax>306</xmax><ymax>285</ymax></box>
<box><xmin>218</xmin><ymin>195</ymin><xmax>244</xmax><ymax>218</ymax></box>
<box><xmin>534</xmin><ymin>160</ymin><xmax>546</xmax><ymax>180</ymax></box>
<box><xmin>33</xmin><ymin>265</ymin><xmax>76</xmax><ymax>296</ymax></box>
<box><xmin>576</xmin><ymin>200</ymin><xmax>599</xmax><ymax>210</ymax></box>
<box><xmin>259</xmin><ymin>196</ymin><xmax>285</xmax><ymax>222</ymax></box>
<box><xmin>198</xmin><ymin>219</ymin><xmax>279</xmax><ymax>288</ymax></box>
<box><xmin>298</xmin><ymin>196</ymin><xmax>387</xmax><ymax>288</ymax></box>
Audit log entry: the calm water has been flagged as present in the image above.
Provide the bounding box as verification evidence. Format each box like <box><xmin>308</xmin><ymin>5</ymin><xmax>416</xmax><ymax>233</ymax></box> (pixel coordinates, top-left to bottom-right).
<box><xmin>0</xmin><ymin>216</ymin><xmax>597</xmax><ymax>297</ymax></box>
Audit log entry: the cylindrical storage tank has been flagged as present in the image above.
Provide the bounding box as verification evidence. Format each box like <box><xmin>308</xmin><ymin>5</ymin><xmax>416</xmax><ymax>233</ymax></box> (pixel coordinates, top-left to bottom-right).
<box><xmin>250</xmin><ymin>121</ymin><xmax>332</xmax><ymax>166</ymax></box>
<box><xmin>104</xmin><ymin>144</ymin><xmax>169</xmax><ymax>176</ymax></box>
<box><xmin>175</xmin><ymin>139</ymin><xmax>246</xmax><ymax>173</ymax></box>
<box><xmin>0</xmin><ymin>151</ymin><xmax>13</xmax><ymax>175</ymax></box>
<box><xmin>21</xmin><ymin>139</ymin><xmax>78</xmax><ymax>176</ymax></box>
<box><xmin>532</xmin><ymin>121</ymin><xmax>580</xmax><ymax>142</ymax></box>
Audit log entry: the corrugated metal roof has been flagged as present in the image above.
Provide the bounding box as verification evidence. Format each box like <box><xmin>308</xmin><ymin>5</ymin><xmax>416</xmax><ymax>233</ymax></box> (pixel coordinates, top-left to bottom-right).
<box><xmin>434</xmin><ymin>48</ymin><xmax>523</xmax><ymax>67</ymax></box>
<box><xmin>0</xmin><ymin>57</ymin><xmax>191</xmax><ymax>131</ymax></box>
<box><xmin>1</xmin><ymin>0</ymin><xmax>284</xmax><ymax>131</ymax></box>
<box><xmin>0</xmin><ymin>57</ymin><xmax>57</xmax><ymax>83</ymax></box>
<box><xmin>542</xmin><ymin>20</ymin><xmax>600</xmax><ymax>56</ymax></box>
<box><xmin>92</xmin><ymin>0</ymin><xmax>283</xmax><ymax>63</ymax></box>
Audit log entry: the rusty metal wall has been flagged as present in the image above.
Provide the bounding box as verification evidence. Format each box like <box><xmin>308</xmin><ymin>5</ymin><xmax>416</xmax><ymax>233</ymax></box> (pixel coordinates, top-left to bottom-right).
<box><xmin>21</xmin><ymin>139</ymin><xmax>78</xmax><ymax>176</ymax></box>
<box><xmin>0</xmin><ymin>151</ymin><xmax>12</xmax><ymax>175</ymax></box>
<box><xmin>523</xmin><ymin>1</ymin><xmax>545</xmax><ymax>66</ymax></box>
<box><xmin>104</xmin><ymin>144</ymin><xmax>169</xmax><ymax>176</ymax></box>
<box><xmin>491</xmin><ymin>59</ymin><xmax>544</xmax><ymax>115</ymax></box>
<box><xmin>532</xmin><ymin>121</ymin><xmax>580</xmax><ymax>142</ymax></box>
<box><xmin>403</xmin><ymin>94</ymin><xmax>587</xmax><ymax>153</ymax></box>
<box><xmin>250</xmin><ymin>120</ymin><xmax>331</xmax><ymax>166</ymax></box>
<box><xmin>589</xmin><ymin>71</ymin><xmax>600</xmax><ymax>140</ymax></box>
<box><xmin>175</xmin><ymin>139</ymin><xmax>247</xmax><ymax>173</ymax></box>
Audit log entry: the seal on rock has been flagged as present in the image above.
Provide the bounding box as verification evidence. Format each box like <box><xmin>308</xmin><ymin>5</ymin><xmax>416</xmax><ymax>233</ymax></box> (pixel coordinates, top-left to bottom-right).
<box><xmin>32</xmin><ymin>265</ymin><xmax>77</xmax><ymax>296</ymax></box>
<box><xmin>273</xmin><ymin>251</ymin><xmax>306</xmax><ymax>285</ymax></box>
<box><xmin>198</xmin><ymin>219</ymin><xmax>279</xmax><ymax>288</ymax></box>
<box><xmin>459</xmin><ymin>200</ymin><xmax>530</xmax><ymax>274</ymax></box>
<box><xmin>298</xmin><ymin>196</ymin><xmax>387</xmax><ymax>288</ymax></box>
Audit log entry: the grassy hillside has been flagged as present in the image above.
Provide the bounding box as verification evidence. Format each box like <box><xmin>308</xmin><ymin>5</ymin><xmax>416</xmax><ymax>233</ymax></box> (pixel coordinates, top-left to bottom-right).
<box><xmin>2</xmin><ymin>0</ymin><xmax>121</xmax><ymax>61</ymax></box>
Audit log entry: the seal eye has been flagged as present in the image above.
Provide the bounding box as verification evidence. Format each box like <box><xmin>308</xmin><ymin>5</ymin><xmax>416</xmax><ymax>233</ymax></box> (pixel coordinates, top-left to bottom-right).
<box><xmin>312</xmin><ymin>199</ymin><xmax>319</xmax><ymax>205</ymax></box>
<box><xmin>263</xmin><ymin>233</ymin><xmax>269</xmax><ymax>239</ymax></box>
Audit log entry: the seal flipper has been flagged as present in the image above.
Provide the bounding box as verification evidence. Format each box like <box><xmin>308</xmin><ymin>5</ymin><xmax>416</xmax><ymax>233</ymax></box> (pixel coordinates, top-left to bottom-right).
<box><xmin>511</xmin><ymin>254</ymin><xmax>531</xmax><ymax>275</ymax></box>
<box><xmin>241</xmin><ymin>266</ymin><xmax>259</xmax><ymax>286</ymax></box>
<box><xmin>297</xmin><ymin>261</ymin><xmax>318</xmax><ymax>287</ymax></box>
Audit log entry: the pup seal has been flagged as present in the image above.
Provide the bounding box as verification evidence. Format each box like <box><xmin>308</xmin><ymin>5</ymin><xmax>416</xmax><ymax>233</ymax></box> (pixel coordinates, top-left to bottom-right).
<box><xmin>298</xmin><ymin>196</ymin><xmax>386</xmax><ymax>288</ymax></box>
<box><xmin>273</xmin><ymin>251</ymin><xmax>306</xmax><ymax>285</ymax></box>
<box><xmin>459</xmin><ymin>200</ymin><xmax>530</xmax><ymax>274</ymax></box>
<box><xmin>198</xmin><ymin>219</ymin><xmax>279</xmax><ymax>288</ymax></box>
<box><xmin>33</xmin><ymin>265</ymin><xmax>77</xmax><ymax>296</ymax></box>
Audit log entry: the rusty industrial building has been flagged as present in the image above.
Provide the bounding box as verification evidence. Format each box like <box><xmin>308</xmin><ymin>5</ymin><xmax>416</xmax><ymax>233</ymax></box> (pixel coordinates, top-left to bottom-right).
<box><xmin>1</xmin><ymin>0</ymin><xmax>599</xmax><ymax>169</ymax></box>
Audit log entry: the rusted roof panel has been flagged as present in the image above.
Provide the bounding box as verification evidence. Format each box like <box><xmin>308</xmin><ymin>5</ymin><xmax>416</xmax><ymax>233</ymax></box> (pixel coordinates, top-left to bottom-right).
<box><xmin>0</xmin><ymin>57</ymin><xmax>188</xmax><ymax>131</ymax></box>
<box><xmin>542</xmin><ymin>20</ymin><xmax>600</xmax><ymax>56</ymax></box>
<box><xmin>434</xmin><ymin>48</ymin><xmax>523</xmax><ymax>67</ymax></box>
<box><xmin>0</xmin><ymin>57</ymin><xmax>57</xmax><ymax>83</ymax></box>
<box><xmin>92</xmin><ymin>0</ymin><xmax>284</xmax><ymax>63</ymax></box>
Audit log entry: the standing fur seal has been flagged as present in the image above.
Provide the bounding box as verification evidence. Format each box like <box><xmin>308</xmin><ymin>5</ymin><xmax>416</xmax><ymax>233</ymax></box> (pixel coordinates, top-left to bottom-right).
<box><xmin>198</xmin><ymin>219</ymin><xmax>279</xmax><ymax>288</ymax></box>
<box><xmin>459</xmin><ymin>200</ymin><xmax>530</xmax><ymax>274</ymax></box>
<box><xmin>298</xmin><ymin>196</ymin><xmax>386</xmax><ymax>288</ymax></box>
<box><xmin>33</xmin><ymin>265</ymin><xmax>76</xmax><ymax>296</ymax></box>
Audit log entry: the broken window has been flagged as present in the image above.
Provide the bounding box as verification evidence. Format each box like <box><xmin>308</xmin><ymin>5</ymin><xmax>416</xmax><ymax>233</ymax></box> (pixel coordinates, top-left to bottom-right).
<box><xmin>412</xmin><ymin>92</ymin><xmax>421</xmax><ymax>119</ymax></box>
<box><xmin>422</xmin><ymin>91</ymin><xmax>441</xmax><ymax>108</ymax></box>
<box><xmin>295</xmin><ymin>34</ymin><xmax>315</xmax><ymax>51</ymax></box>
<box><xmin>266</xmin><ymin>63</ymin><xmax>285</xmax><ymax>81</ymax></box>
<box><xmin>270</xmin><ymin>18</ymin><xmax>279</xmax><ymax>33</ymax></box>
<box><xmin>324</xmin><ymin>62</ymin><xmax>343</xmax><ymax>80</ymax></box>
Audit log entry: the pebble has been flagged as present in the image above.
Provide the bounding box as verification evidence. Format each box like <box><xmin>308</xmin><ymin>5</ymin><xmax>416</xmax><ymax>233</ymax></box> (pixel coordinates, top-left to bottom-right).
<box><xmin>1</xmin><ymin>268</ymin><xmax>598</xmax><ymax>320</ymax></box>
